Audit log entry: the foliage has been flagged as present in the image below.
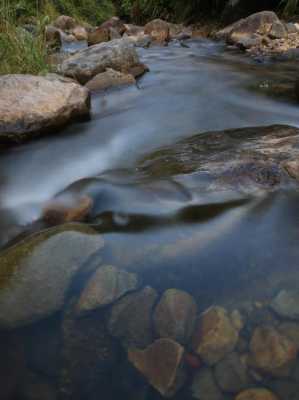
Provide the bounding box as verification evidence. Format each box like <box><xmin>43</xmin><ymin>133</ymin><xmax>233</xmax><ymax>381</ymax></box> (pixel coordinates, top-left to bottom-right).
<box><xmin>281</xmin><ymin>0</ymin><xmax>299</xmax><ymax>15</ymax></box>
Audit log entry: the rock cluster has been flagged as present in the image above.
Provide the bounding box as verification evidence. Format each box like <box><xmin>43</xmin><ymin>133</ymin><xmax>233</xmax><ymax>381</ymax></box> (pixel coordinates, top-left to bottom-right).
<box><xmin>216</xmin><ymin>11</ymin><xmax>299</xmax><ymax>57</ymax></box>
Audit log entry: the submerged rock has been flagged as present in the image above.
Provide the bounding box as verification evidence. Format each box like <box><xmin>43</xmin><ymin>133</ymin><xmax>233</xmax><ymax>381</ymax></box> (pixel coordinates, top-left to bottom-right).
<box><xmin>0</xmin><ymin>224</ymin><xmax>103</xmax><ymax>329</ymax></box>
<box><xmin>138</xmin><ymin>125</ymin><xmax>299</xmax><ymax>193</ymax></box>
<box><xmin>270</xmin><ymin>290</ymin><xmax>299</xmax><ymax>320</ymax></box>
<box><xmin>128</xmin><ymin>338</ymin><xmax>186</xmax><ymax>397</ymax></box>
<box><xmin>0</xmin><ymin>74</ymin><xmax>90</xmax><ymax>145</ymax></box>
<box><xmin>108</xmin><ymin>286</ymin><xmax>158</xmax><ymax>349</ymax></box>
<box><xmin>60</xmin><ymin>39</ymin><xmax>147</xmax><ymax>84</ymax></box>
<box><xmin>191</xmin><ymin>367</ymin><xmax>224</xmax><ymax>400</ymax></box>
<box><xmin>153</xmin><ymin>288</ymin><xmax>197</xmax><ymax>344</ymax></box>
<box><xmin>235</xmin><ymin>388</ymin><xmax>279</xmax><ymax>400</ymax></box>
<box><xmin>192</xmin><ymin>306</ymin><xmax>240</xmax><ymax>365</ymax></box>
<box><xmin>249</xmin><ymin>326</ymin><xmax>298</xmax><ymax>377</ymax></box>
<box><xmin>85</xmin><ymin>68</ymin><xmax>136</xmax><ymax>92</ymax></box>
<box><xmin>76</xmin><ymin>265</ymin><xmax>139</xmax><ymax>314</ymax></box>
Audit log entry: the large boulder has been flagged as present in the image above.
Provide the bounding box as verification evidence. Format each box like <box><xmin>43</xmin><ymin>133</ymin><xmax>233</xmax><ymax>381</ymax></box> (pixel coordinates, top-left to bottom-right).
<box><xmin>108</xmin><ymin>286</ymin><xmax>158</xmax><ymax>348</ymax></box>
<box><xmin>0</xmin><ymin>224</ymin><xmax>104</xmax><ymax>329</ymax></box>
<box><xmin>128</xmin><ymin>338</ymin><xmax>186</xmax><ymax>397</ymax></box>
<box><xmin>60</xmin><ymin>39</ymin><xmax>147</xmax><ymax>84</ymax></box>
<box><xmin>216</xmin><ymin>11</ymin><xmax>285</xmax><ymax>49</ymax></box>
<box><xmin>192</xmin><ymin>306</ymin><xmax>240</xmax><ymax>365</ymax></box>
<box><xmin>76</xmin><ymin>265</ymin><xmax>139</xmax><ymax>314</ymax></box>
<box><xmin>249</xmin><ymin>326</ymin><xmax>298</xmax><ymax>377</ymax></box>
<box><xmin>144</xmin><ymin>19</ymin><xmax>170</xmax><ymax>44</ymax></box>
<box><xmin>153</xmin><ymin>288</ymin><xmax>197</xmax><ymax>344</ymax></box>
<box><xmin>0</xmin><ymin>74</ymin><xmax>90</xmax><ymax>145</ymax></box>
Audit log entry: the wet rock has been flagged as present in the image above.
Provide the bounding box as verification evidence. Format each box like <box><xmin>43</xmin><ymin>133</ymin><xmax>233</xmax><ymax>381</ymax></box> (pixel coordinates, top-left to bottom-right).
<box><xmin>108</xmin><ymin>286</ymin><xmax>158</xmax><ymax>349</ymax></box>
<box><xmin>0</xmin><ymin>74</ymin><xmax>90</xmax><ymax>144</ymax></box>
<box><xmin>192</xmin><ymin>306</ymin><xmax>240</xmax><ymax>365</ymax></box>
<box><xmin>128</xmin><ymin>338</ymin><xmax>186</xmax><ymax>397</ymax></box>
<box><xmin>109</xmin><ymin>26</ymin><xmax>121</xmax><ymax>40</ymax></box>
<box><xmin>128</xmin><ymin>63</ymin><xmax>149</xmax><ymax>78</ymax></box>
<box><xmin>153</xmin><ymin>288</ymin><xmax>197</xmax><ymax>344</ymax></box>
<box><xmin>191</xmin><ymin>367</ymin><xmax>224</xmax><ymax>400</ymax></box>
<box><xmin>0</xmin><ymin>224</ymin><xmax>104</xmax><ymax>329</ymax></box>
<box><xmin>235</xmin><ymin>388</ymin><xmax>279</xmax><ymax>400</ymax></box>
<box><xmin>100</xmin><ymin>16</ymin><xmax>126</xmax><ymax>36</ymax></box>
<box><xmin>125</xmin><ymin>34</ymin><xmax>152</xmax><ymax>48</ymax></box>
<box><xmin>138</xmin><ymin>125</ymin><xmax>299</xmax><ymax>193</ymax></box>
<box><xmin>270</xmin><ymin>290</ymin><xmax>299</xmax><ymax>320</ymax></box>
<box><xmin>76</xmin><ymin>265</ymin><xmax>139</xmax><ymax>314</ymax></box>
<box><xmin>214</xmin><ymin>352</ymin><xmax>252</xmax><ymax>393</ymax></box>
<box><xmin>42</xmin><ymin>195</ymin><xmax>93</xmax><ymax>225</ymax></box>
<box><xmin>60</xmin><ymin>39</ymin><xmax>146</xmax><ymax>84</ymax></box>
<box><xmin>85</xmin><ymin>68</ymin><xmax>135</xmax><ymax>92</ymax></box>
<box><xmin>87</xmin><ymin>27</ymin><xmax>110</xmax><ymax>46</ymax></box>
<box><xmin>71</xmin><ymin>26</ymin><xmax>88</xmax><ymax>41</ymax></box>
<box><xmin>144</xmin><ymin>19</ymin><xmax>170</xmax><ymax>44</ymax></box>
<box><xmin>60</xmin><ymin>308</ymin><xmax>118</xmax><ymax>400</ymax></box>
<box><xmin>249</xmin><ymin>326</ymin><xmax>298</xmax><ymax>377</ymax></box>
<box><xmin>124</xmin><ymin>24</ymin><xmax>144</xmax><ymax>36</ymax></box>
<box><xmin>45</xmin><ymin>25</ymin><xmax>62</xmax><ymax>46</ymax></box>
<box><xmin>53</xmin><ymin>15</ymin><xmax>77</xmax><ymax>31</ymax></box>
<box><xmin>284</xmin><ymin>160</ymin><xmax>299</xmax><ymax>181</ymax></box>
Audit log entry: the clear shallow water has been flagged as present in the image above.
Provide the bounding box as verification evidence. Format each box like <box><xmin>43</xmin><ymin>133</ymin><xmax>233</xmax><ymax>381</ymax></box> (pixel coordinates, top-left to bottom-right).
<box><xmin>1</xmin><ymin>39</ymin><xmax>299</xmax><ymax>399</ymax></box>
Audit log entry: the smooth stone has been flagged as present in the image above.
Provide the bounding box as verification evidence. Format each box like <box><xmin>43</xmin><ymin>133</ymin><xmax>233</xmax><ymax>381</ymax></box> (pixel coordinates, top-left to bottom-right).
<box><xmin>153</xmin><ymin>288</ymin><xmax>197</xmax><ymax>344</ymax></box>
<box><xmin>128</xmin><ymin>338</ymin><xmax>186</xmax><ymax>397</ymax></box>
<box><xmin>76</xmin><ymin>265</ymin><xmax>139</xmax><ymax>314</ymax></box>
<box><xmin>71</xmin><ymin>26</ymin><xmax>88</xmax><ymax>41</ymax></box>
<box><xmin>235</xmin><ymin>388</ymin><xmax>279</xmax><ymax>400</ymax></box>
<box><xmin>0</xmin><ymin>74</ymin><xmax>90</xmax><ymax>144</ymax></box>
<box><xmin>108</xmin><ymin>286</ymin><xmax>158</xmax><ymax>349</ymax></box>
<box><xmin>60</xmin><ymin>39</ymin><xmax>146</xmax><ymax>84</ymax></box>
<box><xmin>85</xmin><ymin>68</ymin><xmax>135</xmax><ymax>92</ymax></box>
<box><xmin>191</xmin><ymin>367</ymin><xmax>224</xmax><ymax>400</ymax></box>
<box><xmin>271</xmin><ymin>290</ymin><xmax>299</xmax><ymax>320</ymax></box>
<box><xmin>214</xmin><ymin>352</ymin><xmax>252</xmax><ymax>393</ymax></box>
<box><xmin>249</xmin><ymin>326</ymin><xmax>298</xmax><ymax>377</ymax></box>
<box><xmin>0</xmin><ymin>224</ymin><xmax>104</xmax><ymax>329</ymax></box>
<box><xmin>192</xmin><ymin>306</ymin><xmax>240</xmax><ymax>365</ymax></box>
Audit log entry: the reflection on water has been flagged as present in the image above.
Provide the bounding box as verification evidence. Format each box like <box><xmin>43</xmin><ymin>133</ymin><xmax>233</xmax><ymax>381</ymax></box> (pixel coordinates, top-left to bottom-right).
<box><xmin>1</xmin><ymin>39</ymin><xmax>299</xmax><ymax>399</ymax></box>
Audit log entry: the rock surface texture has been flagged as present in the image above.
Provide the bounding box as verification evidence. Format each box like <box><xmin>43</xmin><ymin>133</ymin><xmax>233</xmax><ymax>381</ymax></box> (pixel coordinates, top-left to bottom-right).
<box><xmin>0</xmin><ymin>74</ymin><xmax>90</xmax><ymax>144</ymax></box>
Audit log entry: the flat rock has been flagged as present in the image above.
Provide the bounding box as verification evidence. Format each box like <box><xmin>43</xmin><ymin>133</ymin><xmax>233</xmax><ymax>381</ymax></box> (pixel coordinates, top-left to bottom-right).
<box><xmin>108</xmin><ymin>286</ymin><xmax>158</xmax><ymax>349</ymax></box>
<box><xmin>0</xmin><ymin>74</ymin><xmax>90</xmax><ymax>145</ymax></box>
<box><xmin>0</xmin><ymin>224</ymin><xmax>104</xmax><ymax>329</ymax></box>
<box><xmin>192</xmin><ymin>306</ymin><xmax>240</xmax><ymax>365</ymax></box>
<box><xmin>250</xmin><ymin>326</ymin><xmax>298</xmax><ymax>377</ymax></box>
<box><xmin>128</xmin><ymin>338</ymin><xmax>186</xmax><ymax>397</ymax></box>
<box><xmin>191</xmin><ymin>367</ymin><xmax>224</xmax><ymax>400</ymax></box>
<box><xmin>271</xmin><ymin>290</ymin><xmax>299</xmax><ymax>320</ymax></box>
<box><xmin>153</xmin><ymin>288</ymin><xmax>197</xmax><ymax>344</ymax></box>
<box><xmin>138</xmin><ymin>125</ymin><xmax>299</xmax><ymax>193</ymax></box>
<box><xmin>76</xmin><ymin>265</ymin><xmax>139</xmax><ymax>314</ymax></box>
<box><xmin>60</xmin><ymin>39</ymin><xmax>146</xmax><ymax>84</ymax></box>
<box><xmin>85</xmin><ymin>68</ymin><xmax>135</xmax><ymax>91</ymax></box>
<box><xmin>235</xmin><ymin>388</ymin><xmax>279</xmax><ymax>400</ymax></box>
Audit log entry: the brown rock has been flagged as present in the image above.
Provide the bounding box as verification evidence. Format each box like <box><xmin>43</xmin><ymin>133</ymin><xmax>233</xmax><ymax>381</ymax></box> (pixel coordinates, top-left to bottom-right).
<box><xmin>71</xmin><ymin>26</ymin><xmax>88</xmax><ymax>41</ymax></box>
<box><xmin>284</xmin><ymin>160</ymin><xmax>299</xmax><ymax>181</ymax></box>
<box><xmin>124</xmin><ymin>24</ymin><xmax>144</xmax><ymax>36</ymax></box>
<box><xmin>53</xmin><ymin>15</ymin><xmax>77</xmax><ymax>31</ymax></box>
<box><xmin>235</xmin><ymin>388</ymin><xmax>279</xmax><ymax>400</ymax></box>
<box><xmin>250</xmin><ymin>326</ymin><xmax>298</xmax><ymax>377</ymax></box>
<box><xmin>108</xmin><ymin>286</ymin><xmax>158</xmax><ymax>348</ymax></box>
<box><xmin>0</xmin><ymin>74</ymin><xmax>90</xmax><ymax>144</ymax></box>
<box><xmin>128</xmin><ymin>338</ymin><xmax>186</xmax><ymax>397</ymax></box>
<box><xmin>100</xmin><ymin>16</ymin><xmax>126</xmax><ymax>36</ymax></box>
<box><xmin>85</xmin><ymin>69</ymin><xmax>135</xmax><ymax>92</ymax></box>
<box><xmin>76</xmin><ymin>265</ymin><xmax>139</xmax><ymax>314</ymax></box>
<box><xmin>45</xmin><ymin>25</ymin><xmax>62</xmax><ymax>45</ymax></box>
<box><xmin>192</xmin><ymin>306</ymin><xmax>240</xmax><ymax>365</ymax></box>
<box><xmin>144</xmin><ymin>19</ymin><xmax>170</xmax><ymax>44</ymax></box>
<box><xmin>128</xmin><ymin>63</ymin><xmax>149</xmax><ymax>78</ymax></box>
<box><xmin>43</xmin><ymin>195</ymin><xmax>93</xmax><ymax>225</ymax></box>
<box><xmin>153</xmin><ymin>288</ymin><xmax>197</xmax><ymax>344</ymax></box>
<box><xmin>88</xmin><ymin>27</ymin><xmax>110</xmax><ymax>46</ymax></box>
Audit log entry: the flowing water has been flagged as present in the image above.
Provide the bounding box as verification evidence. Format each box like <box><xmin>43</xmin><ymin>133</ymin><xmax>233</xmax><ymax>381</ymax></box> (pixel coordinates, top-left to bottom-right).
<box><xmin>1</xmin><ymin>39</ymin><xmax>299</xmax><ymax>399</ymax></box>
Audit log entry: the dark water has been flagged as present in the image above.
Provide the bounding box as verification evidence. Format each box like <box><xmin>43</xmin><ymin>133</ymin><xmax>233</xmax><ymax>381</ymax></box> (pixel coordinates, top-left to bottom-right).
<box><xmin>1</xmin><ymin>39</ymin><xmax>299</xmax><ymax>399</ymax></box>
